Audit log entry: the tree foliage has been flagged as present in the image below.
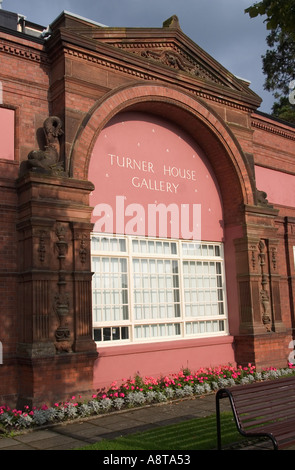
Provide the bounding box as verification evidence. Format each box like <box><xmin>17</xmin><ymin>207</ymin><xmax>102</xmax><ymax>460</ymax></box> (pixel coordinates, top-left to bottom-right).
<box><xmin>245</xmin><ymin>0</ymin><xmax>295</xmax><ymax>38</ymax></box>
<box><xmin>245</xmin><ymin>1</ymin><xmax>295</xmax><ymax>123</ymax></box>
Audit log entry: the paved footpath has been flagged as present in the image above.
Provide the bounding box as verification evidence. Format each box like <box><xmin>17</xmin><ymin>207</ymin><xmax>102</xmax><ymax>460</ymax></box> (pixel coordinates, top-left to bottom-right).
<box><xmin>0</xmin><ymin>394</ymin><xmax>294</xmax><ymax>451</ymax></box>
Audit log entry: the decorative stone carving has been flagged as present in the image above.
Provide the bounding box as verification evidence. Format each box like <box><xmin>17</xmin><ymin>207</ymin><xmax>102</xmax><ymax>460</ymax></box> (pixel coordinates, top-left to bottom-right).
<box><xmin>256</xmin><ymin>189</ymin><xmax>273</xmax><ymax>208</ymax></box>
<box><xmin>54</xmin><ymin>223</ymin><xmax>72</xmax><ymax>353</ymax></box>
<box><xmin>54</xmin><ymin>292</ymin><xmax>71</xmax><ymax>349</ymax></box>
<box><xmin>260</xmin><ymin>288</ymin><xmax>271</xmax><ymax>331</ymax></box>
<box><xmin>270</xmin><ymin>246</ymin><xmax>277</xmax><ymax>271</ymax></box>
<box><xmin>79</xmin><ymin>233</ymin><xmax>88</xmax><ymax>264</ymax></box>
<box><xmin>20</xmin><ymin>116</ymin><xmax>65</xmax><ymax>176</ymax></box>
<box><xmin>37</xmin><ymin>230</ymin><xmax>47</xmax><ymax>262</ymax></box>
<box><xmin>163</xmin><ymin>15</ymin><xmax>180</xmax><ymax>29</ymax></box>
<box><xmin>140</xmin><ymin>48</ymin><xmax>219</xmax><ymax>83</ymax></box>
<box><xmin>250</xmin><ymin>244</ymin><xmax>257</xmax><ymax>270</ymax></box>
<box><xmin>55</xmin><ymin>223</ymin><xmax>68</xmax><ymax>259</ymax></box>
<box><xmin>258</xmin><ymin>240</ymin><xmax>272</xmax><ymax>331</ymax></box>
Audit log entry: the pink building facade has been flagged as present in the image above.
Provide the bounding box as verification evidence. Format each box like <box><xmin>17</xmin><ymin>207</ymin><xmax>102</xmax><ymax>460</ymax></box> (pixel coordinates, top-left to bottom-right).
<box><xmin>0</xmin><ymin>9</ymin><xmax>294</xmax><ymax>406</ymax></box>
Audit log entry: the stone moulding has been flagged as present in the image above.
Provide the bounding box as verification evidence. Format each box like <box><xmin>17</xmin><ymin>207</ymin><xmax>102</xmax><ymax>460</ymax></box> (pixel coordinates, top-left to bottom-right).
<box><xmin>0</xmin><ymin>37</ymin><xmax>48</xmax><ymax>65</ymax></box>
<box><xmin>62</xmin><ymin>45</ymin><xmax>258</xmax><ymax>113</ymax></box>
<box><xmin>251</xmin><ymin>115</ymin><xmax>295</xmax><ymax>141</ymax></box>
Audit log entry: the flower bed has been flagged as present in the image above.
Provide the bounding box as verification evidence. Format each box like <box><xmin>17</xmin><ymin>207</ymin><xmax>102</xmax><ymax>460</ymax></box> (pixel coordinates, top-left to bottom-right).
<box><xmin>1</xmin><ymin>363</ymin><xmax>295</xmax><ymax>432</ymax></box>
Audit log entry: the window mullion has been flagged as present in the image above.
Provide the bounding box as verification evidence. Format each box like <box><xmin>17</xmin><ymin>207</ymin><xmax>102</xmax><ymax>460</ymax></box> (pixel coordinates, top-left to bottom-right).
<box><xmin>178</xmin><ymin>240</ymin><xmax>185</xmax><ymax>339</ymax></box>
<box><xmin>128</xmin><ymin>236</ymin><xmax>134</xmax><ymax>343</ymax></box>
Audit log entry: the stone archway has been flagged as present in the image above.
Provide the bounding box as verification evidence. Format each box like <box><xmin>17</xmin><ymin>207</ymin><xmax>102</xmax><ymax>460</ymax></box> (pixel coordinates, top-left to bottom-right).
<box><xmin>69</xmin><ymin>82</ymin><xmax>256</xmax><ymax>222</ymax></box>
<box><xmin>69</xmin><ymin>82</ymin><xmax>288</xmax><ymax>372</ymax></box>
<box><xmin>70</xmin><ymin>81</ymin><xmax>257</xmax><ymax>341</ymax></box>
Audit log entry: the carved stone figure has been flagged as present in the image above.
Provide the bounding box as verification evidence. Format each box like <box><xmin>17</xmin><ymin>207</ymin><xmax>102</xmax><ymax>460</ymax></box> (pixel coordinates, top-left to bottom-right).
<box><xmin>54</xmin><ymin>292</ymin><xmax>71</xmax><ymax>353</ymax></box>
<box><xmin>260</xmin><ymin>288</ymin><xmax>272</xmax><ymax>331</ymax></box>
<box><xmin>20</xmin><ymin>116</ymin><xmax>64</xmax><ymax>176</ymax></box>
<box><xmin>256</xmin><ymin>189</ymin><xmax>273</xmax><ymax>208</ymax></box>
<box><xmin>258</xmin><ymin>239</ymin><xmax>272</xmax><ymax>332</ymax></box>
<box><xmin>163</xmin><ymin>15</ymin><xmax>180</xmax><ymax>29</ymax></box>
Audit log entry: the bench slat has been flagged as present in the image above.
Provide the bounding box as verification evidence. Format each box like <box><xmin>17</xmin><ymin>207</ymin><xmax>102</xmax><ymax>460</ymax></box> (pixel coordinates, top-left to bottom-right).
<box><xmin>232</xmin><ymin>387</ymin><xmax>295</xmax><ymax>402</ymax></box>
<box><xmin>233</xmin><ymin>392</ymin><xmax>295</xmax><ymax>411</ymax></box>
<box><xmin>232</xmin><ymin>375</ymin><xmax>295</xmax><ymax>389</ymax></box>
<box><xmin>227</xmin><ymin>376</ymin><xmax>295</xmax><ymax>395</ymax></box>
<box><xmin>216</xmin><ymin>376</ymin><xmax>295</xmax><ymax>450</ymax></box>
<box><xmin>240</xmin><ymin>410</ymin><xmax>295</xmax><ymax>430</ymax></box>
<box><xmin>240</xmin><ymin>406</ymin><xmax>295</xmax><ymax>426</ymax></box>
<box><xmin>234</xmin><ymin>398</ymin><xmax>295</xmax><ymax>416</ymax></box>
<box><xmin>254</xmin><ymin>419</ymin><xmax>295</xmax><ymax>441</ymax></box>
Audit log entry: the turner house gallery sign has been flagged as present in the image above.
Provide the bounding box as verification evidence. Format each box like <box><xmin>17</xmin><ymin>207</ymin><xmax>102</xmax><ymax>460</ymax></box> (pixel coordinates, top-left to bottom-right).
<box><xmin>90</xmin><ymin>112</ymin><xmax>222</xmax><ymax>241</ymax></box>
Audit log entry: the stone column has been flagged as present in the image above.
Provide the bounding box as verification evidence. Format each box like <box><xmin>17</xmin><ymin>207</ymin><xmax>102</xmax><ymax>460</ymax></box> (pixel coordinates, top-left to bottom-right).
<box><xmin>234</xmin><ymin>202</ymin><xmax>290</xmax><ymax>369</ymax></box>
<box><xmin>16</xmin><ymin>173</ymin><xmax>98</xmax><ymax>407</ymax></box>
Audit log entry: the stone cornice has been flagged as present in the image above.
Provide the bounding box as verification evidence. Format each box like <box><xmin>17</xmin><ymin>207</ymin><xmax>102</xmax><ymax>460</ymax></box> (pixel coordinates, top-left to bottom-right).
<box><xmin>47</xmin><ymin>28</ymin><xmax>259</xmax><ymax>113</ymax></box>
<box><xmin>0</xmin><ymin>30</ymin><xmax>49</xmax><ymax>64</ymax></box>
<box><xmin>0</xmin><ymin>38</ymin><xmax>49</xmax><ymax>66</ymax></box>
<box><xmin>251</xmin><ymin>113</ymin><xmax>295</xmax><ymax>141</ymax></box>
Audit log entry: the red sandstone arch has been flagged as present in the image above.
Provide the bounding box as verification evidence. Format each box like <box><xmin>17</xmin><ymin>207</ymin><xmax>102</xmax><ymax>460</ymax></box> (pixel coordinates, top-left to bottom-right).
<box><xmin>69</xmin><ymin>82</ymin><xmax>256</xmax><ymax>224</ymax></box>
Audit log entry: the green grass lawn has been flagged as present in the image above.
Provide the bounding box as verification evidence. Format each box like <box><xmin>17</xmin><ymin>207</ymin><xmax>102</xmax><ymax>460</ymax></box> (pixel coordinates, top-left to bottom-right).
<box><xmin>76</xmin><ymin>412</ymin><xmax>244</xmax><ymax>450</ymax></box>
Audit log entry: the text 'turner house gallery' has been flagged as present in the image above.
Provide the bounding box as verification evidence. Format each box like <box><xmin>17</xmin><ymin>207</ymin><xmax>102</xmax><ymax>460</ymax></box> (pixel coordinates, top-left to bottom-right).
<box><xmin>0</xmin><ymin>7</ymin><xmax>295</xmax><ymax>407</ymax></box>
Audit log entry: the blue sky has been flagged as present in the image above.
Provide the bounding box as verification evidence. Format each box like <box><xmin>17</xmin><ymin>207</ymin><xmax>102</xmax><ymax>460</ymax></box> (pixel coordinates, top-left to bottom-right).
<box><xmin>2</xmin><ymin>0</ymin><xmax>274</xmax><ymax>113</ymax></box>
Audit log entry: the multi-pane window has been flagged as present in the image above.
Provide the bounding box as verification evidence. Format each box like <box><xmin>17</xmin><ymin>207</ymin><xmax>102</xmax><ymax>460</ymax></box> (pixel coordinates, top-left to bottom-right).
<box><xmin>91</xmin><ymin>234</ymin><xmax>228</xmax><ymax>345</ymax></box>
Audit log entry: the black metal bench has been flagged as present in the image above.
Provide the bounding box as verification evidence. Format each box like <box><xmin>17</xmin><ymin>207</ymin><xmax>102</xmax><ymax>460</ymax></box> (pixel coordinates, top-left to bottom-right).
<box><xmin>216</xmin><ymin>375</ymin><xmax>295</xmax><ymax>450</ymax></box>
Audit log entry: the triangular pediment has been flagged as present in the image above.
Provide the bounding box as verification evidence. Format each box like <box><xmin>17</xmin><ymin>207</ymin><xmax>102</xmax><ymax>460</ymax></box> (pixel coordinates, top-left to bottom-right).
<box><xmin>95</xmin><ymin>16</ymin><xmax>246</xmax><ymax>91</ymax></box>
<box><xmin>51</xmin><ymin>12</ymin><xmax>261</xmax><ymax>109</ymax></box>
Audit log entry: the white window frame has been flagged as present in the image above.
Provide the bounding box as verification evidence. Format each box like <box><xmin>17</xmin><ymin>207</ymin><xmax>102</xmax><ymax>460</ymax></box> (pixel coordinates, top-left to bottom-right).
<box><xmin>91</xmin><ymin>233</ymin><xmax>228</xmax><ymax>346</ymax></box>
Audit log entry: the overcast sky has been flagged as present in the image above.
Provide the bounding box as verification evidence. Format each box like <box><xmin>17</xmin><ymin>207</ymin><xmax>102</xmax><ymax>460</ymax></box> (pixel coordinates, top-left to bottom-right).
<box><xmin>3</xmin><ymin>0</ymin><xmax>274</xmax><ymax>113</ymax></box>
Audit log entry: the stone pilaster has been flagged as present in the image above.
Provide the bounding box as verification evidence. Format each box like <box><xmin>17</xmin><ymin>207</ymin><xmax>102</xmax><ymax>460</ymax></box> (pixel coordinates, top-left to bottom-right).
<box><xmin>16</xmin><ymin>173</ymin><xmax>97</xmax><ymax>407</ymax></box>
<box><xmin>234</xmin><ymin>203</ymin><xmax>290</xmax><ymax>369</ymax></box>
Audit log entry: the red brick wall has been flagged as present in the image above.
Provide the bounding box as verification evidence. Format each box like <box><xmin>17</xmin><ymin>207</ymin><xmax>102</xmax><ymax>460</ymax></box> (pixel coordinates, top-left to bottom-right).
<box><xmin>0</xmin><ymin>164</ymin><xmax>19</xmax><ymax>404</ymax></box>
<box><xmin>0</xmin><ymin>32</ymin><xmax>50</xmax><ymax>403</ymax></box>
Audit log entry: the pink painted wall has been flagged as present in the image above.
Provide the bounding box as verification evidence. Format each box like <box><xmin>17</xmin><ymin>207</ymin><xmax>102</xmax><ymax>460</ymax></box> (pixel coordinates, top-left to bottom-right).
<box><xmin>89</xmin><ymin>111</ymin><xmax>238</xmax><ymax>389</ymax></box>
<box><xmin>0</xmin><ymin>108</ymin><xmax>14</xmax><ymax>160</ymax></box>
<box><xmin>255</xmin><ymin>165</ymin><xmax>295</xmax><ymax>207</ymax></box>
<box><xmin>89</xmin><ymin>111</ymin><xmax>223</xmax><ymax>241</ymax></box>
<box><xmin>93</xmin><ymin>336</ymin><xmax>235</xmax><ymax>391</ymax></box>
